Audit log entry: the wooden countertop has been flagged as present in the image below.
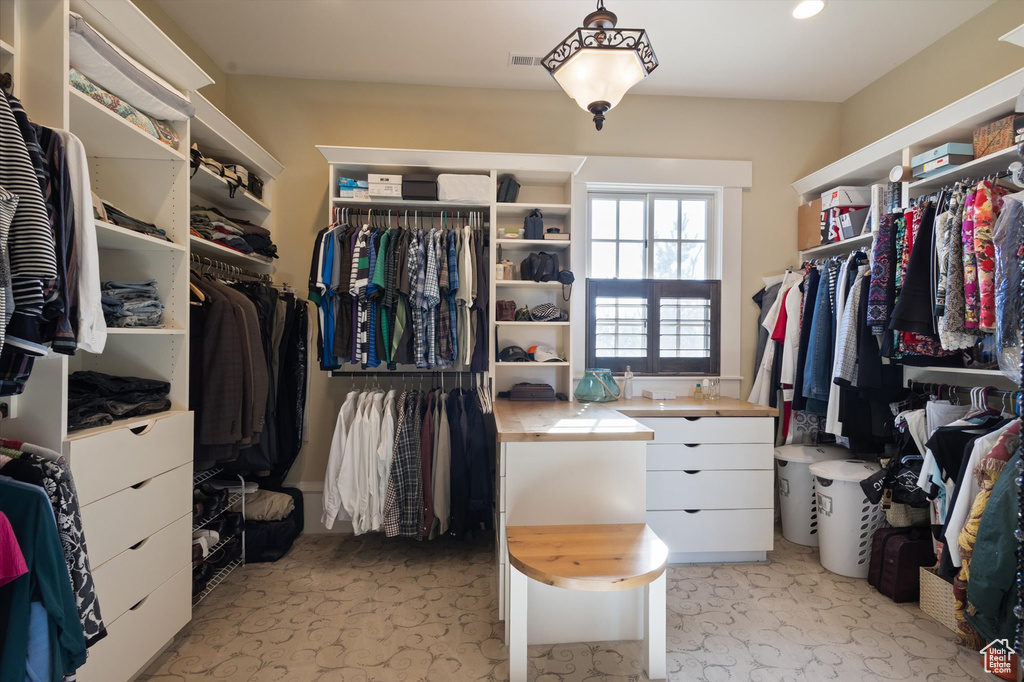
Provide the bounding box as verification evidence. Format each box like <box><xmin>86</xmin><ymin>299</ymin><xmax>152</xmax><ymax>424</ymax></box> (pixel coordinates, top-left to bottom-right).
<box><xmin>495</xmin><ymin>396</ymin><xmax>777</xmax><ymax>442</ymax></box>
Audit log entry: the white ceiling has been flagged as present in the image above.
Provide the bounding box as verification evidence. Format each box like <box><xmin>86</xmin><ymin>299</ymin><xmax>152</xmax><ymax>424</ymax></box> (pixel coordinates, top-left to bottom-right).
<box><xmin>155</xmin><ymin>0</ymin><xmax>995</xmax><ymax>103</ymax></box>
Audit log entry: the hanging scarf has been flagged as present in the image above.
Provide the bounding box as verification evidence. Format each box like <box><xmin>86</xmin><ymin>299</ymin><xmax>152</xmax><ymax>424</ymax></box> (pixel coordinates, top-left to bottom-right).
<box><xmin>867</xmin><ymin>212</ymin><xmax>896</xmax><ymax>333</ymax></box>
<box><xmin>972</xmin><ymin>181</ymin><xmax>1003</xmax><ymax>332</ymax></box>
<box><xmin>961</xmin><ymin>189</ymin><xmax>980</xmax><ymax>329</ymax></box>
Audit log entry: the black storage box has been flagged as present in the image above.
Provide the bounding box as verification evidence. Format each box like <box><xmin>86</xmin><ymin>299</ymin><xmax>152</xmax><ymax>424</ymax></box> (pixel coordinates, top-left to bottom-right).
<box><xmin>510</xmin><ymin>383</ymin><xmax>555</xmax><ymax>401</ymax></box>
<box><xmin>243</xmin><ymin>486</ymin><xmax>304</xmax><ymax>563</ymax></box>
<box><xmin>402</xmin><ymin>174</ymin><xmax>438</xmax><ymax>201</ymax></box>
<box><xmin>248</xmin><ymin>173</ymin><xmax>264</xmax><ymax>199</ymax></box>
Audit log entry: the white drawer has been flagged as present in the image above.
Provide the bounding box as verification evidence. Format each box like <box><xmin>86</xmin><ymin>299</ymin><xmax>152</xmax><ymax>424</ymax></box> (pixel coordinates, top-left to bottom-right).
<box><xmin>635</xmin><ymin>417</ymin><xmax>773</xmax><ymax>445</ymax></box>
<box><xmin>67</xmin><ymin>411</ymin><xmax>193</xmax><ymax>506</ymax></box>
<box><xmin>498</xmin><ymin>511</ymin><xmax>507</xmax><ymax>564</ymax></box>
<box><xmin>499</xmin><ymin>475</ymin><xmax>506</xmax><ymax>513</ymax></box>
<box><xmin>91</xmin><ymin>513</ymin><xmax>191</xmax><ymax>624</ymax></box>
<box><xmin>647</xmin><ymin>470</ymin><xmax>774</xmax><ymax>510</ymax></box>
<box><xmin>76</xmin><ymin>565</ymin><xmax>191</xmax><ymax>682</ymax></box>
<box><xmin>647</xmin><ymin>509</ymin><xmax>774</xmax><ymax>554</ymax></box>
<box><xmin>81</xmin><ymin>463</ymin><xmax>193</xmax><ymax>567</ymax></box>
<box><xmin>647</xmin><ymin>443</ymin><xmax>773</xmax><ymax>471</ymax></box>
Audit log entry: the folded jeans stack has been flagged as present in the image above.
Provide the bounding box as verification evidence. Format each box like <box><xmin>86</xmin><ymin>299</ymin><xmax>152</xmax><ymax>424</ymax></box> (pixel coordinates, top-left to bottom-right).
<box><xmin>67</xmin><ymin>370</ymin><xmax>171</xmax><ymax>431</ymax></box>
<box><xmin>101</xmin><ymin>279</ymin><xmax>164</xmax><ymax>327</ymax></box>
<box><xmin>103</xmin><ymin>202</ymin><xmax>171</xmax><ymax>242</ymax></box>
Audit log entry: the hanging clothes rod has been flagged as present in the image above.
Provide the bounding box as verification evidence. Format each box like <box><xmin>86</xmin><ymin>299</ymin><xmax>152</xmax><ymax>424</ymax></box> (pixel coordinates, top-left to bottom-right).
<box><xmin>906</xmin><ymin>379</ymin><xmax>1021</xmax><ymax>400</ymax></box>
<box><xmin>330</xmin><ymin>370</ymin><xmax>480</xmax><ymax>377</ymax></box>
<box><xmin>189</xmin><ymin>253</ymin><xmax>271</xmax><ymax>283</ymax></box>
<box><xmin>333</xmin><ymin>206</ymin><xmax>486</xmax><ymax>221</ymax></box>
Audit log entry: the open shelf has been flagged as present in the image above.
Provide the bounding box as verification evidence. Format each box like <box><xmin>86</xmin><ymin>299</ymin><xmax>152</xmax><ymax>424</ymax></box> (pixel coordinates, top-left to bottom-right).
<box><xmin>65</xmin><ymin>409</ymin><xmax>189</xmax><ymax>442</ymax></box>
<box><xmin>331</xmin><ymin>196</ymin><xmax>489</xmax><ymax>210</ymax></box>
<box><xmin>190</xmin><ymin>165</ymin><xmax>270</xmax><ymax>215</ymax></box>
<box><xmin>191</xmin><ymin>91</ymin><xmax>282</xmax><ymax>180</ymax></box>
<box><xmin>190</xmin><ymin>236</ymin><xmax>274</xmax><ymax>268</ymax></box>
<box><xmin>94</xmin><ymin>220</ymin><xmax>185</xmax><ymax>252</ymax></box>
<box><xmin>495</xmin><ymin>238</ymin><xmax>571</xmax><ymax>249</ymax></box>
<box><xmin>906</xmin><ymin>366</ymin><xmax>1009</xmax><ymax>377</ymax></box>
<box><xmin>0</xmin><ymin>39</ymin><xmax>13</xmax><ymax>57</ymax></box>
<box><xmin>495</xmin><ymin>321</ymin><xmax>570</xmax><ymax>327</ymax></box>
<box><xmin>908</xmin><ymin>146</ymin><xmax>1021</xmax><ymax>194</ymax></box>
<box><xmin>800</xmin><ymin>233</ymin><xmax>874</xmax><ymax>259</ymax></box>
<box><xmin>192</xmin><ymin>558</ymin><xmax>242</xmax><ymax>607</ymax></box>
<box><xmin>495</xmin><ymin>280</ymin><xmax>564</xmax><ymax>289</ymax></box>
<box><xmin>193</xmin><ymin>491</ymin><xmax>243</xmax><ymax>532</ymax></box>
<box><xmin>69</xmin><ymin>87</ymin><xmax>187</xmax><ymax>162</ymax></box>
<box><xmin>495</xmin><ymin>203</ymin><xmax>572</xmax><ymax>218</ymax></box>
<box><xmin>105</xmin><ymin>327</ymin><xmax>185</xmax><ymax>336</ymax></box>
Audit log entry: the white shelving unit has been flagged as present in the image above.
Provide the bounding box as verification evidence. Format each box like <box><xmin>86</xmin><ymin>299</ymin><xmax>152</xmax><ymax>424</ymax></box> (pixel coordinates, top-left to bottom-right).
<box><xmin>792</xmin><ymin>62</ymin><xmax>1024</xmax><ymax>390</ymax></box>
<box><xmin>189</xmin><ymin>91</ymin><xmax>283</xmax><ymax>269</ymax></box>
<box><xmin>316</xmin><ymin>146</ymin><xmax>584</xmax><ymax>398</ymax></box>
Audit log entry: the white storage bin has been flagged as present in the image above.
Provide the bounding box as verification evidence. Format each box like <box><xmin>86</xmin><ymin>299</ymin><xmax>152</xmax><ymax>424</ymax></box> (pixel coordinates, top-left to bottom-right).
<box><xmin>437</xmin><ymin>174</ymin><xmax>490</xmax><ymax>203</ymax></box>
<box><xmin>774</xmin><ymin>445</ymin><xmax>848</xmax><ymax>547</ymax></box>
<box><xmin>821</xmin><ymin>185</ymin><xmax>870</xmax><ymax>209</ymax></box>
<box><xmin>808</xmin><ymin>459</ymin><xmax>884</xmax><ymax>578</ymax></box>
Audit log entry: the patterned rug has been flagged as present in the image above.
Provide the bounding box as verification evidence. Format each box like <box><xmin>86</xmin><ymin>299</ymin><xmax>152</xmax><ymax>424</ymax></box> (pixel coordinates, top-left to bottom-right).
<box><xmin>140</xmin><ymin>531</ymin><xmax>988</xmax><ymax>681</ymax></box>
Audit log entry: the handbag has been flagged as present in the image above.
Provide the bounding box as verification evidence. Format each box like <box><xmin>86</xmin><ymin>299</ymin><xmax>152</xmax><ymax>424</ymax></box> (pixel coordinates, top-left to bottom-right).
<box><xmin>497</xmin><ymin>300</ymin><xmax>516</xmax><ymax>321</ymax></box>
<box><xmin>520</xmin><ymin>252</ymin><xmax>559</xmax><ymax>282</ymax></box>
<box><xmin>524</xmin><ymin>209</ymin><xmax>544</xmax><ymax>240</ymax></box>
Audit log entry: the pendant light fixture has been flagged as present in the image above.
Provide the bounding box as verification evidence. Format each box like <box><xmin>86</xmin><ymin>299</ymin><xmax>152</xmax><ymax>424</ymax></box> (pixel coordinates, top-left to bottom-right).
<box><xmin>542</xmin><ymin>0</ymin><xmax>658</xmax><ymax>131</ymax></box>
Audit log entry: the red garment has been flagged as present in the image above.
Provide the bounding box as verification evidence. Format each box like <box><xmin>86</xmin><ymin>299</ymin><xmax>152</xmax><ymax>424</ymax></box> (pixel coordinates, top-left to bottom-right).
<box><xmin>0</xmin><ymin>511</ymin><xmax>27</xmax><ymax>588</ymax></box>
<box><xmin>771</xmin><ymin>290</ymin><xmax>790</xmax><ymax>344</ymax></box>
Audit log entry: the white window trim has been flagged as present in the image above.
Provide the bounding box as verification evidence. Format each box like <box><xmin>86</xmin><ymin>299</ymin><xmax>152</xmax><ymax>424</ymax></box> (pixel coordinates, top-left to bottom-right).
<box><xmin>571</xmin><ymin>156</ymin><xmax>751</xmax><ymax>395</ymax></box>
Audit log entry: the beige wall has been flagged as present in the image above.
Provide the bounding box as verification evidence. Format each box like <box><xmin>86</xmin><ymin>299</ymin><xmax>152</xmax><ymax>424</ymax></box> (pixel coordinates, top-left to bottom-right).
<box><xmin>132</xmin><ymin>0</ymin><xmax>228</xmax><ymax>109</ymax></box>
<box><xmin>222</xmin><ymin>75</ymin><xmax>842</xmax><ymax>485</ymax></box>
<box><xmin>840</xmin><ymin>0</ymin><xmax>1024</xmax><ymax>155</ymax></box>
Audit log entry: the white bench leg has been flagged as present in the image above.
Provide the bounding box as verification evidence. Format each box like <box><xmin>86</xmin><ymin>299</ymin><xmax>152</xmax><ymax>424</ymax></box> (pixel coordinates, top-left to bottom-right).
<box><xmin>508</xmin><ymin>564</ymin><xmax>528</xmax><ymax>682</ymax></box>
<box><xmin>643</xmin><ymin>571</ymin><xmax>667</xmax><ymax>680</ymax></box>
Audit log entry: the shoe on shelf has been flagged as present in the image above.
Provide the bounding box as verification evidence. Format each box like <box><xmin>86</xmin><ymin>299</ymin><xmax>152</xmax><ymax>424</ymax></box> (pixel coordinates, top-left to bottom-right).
<box><xmin>222</xmin><ymin>512</ymin><xmax>245</xmax><ymax>537</ymax></box>
<box><xmin>192</xmin><ymin>563</ymin><xmax>212</xmax><ymax>596</ymax></box>
<box><xmin>206</xmin><ymin>537</ymin><xmax>241</xmax><ymax>571</ymax></box>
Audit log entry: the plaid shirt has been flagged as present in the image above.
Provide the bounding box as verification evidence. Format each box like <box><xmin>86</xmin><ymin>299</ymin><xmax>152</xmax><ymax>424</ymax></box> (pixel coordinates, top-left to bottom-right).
<box><xmin>423</xmin><ymin>230</ymin><xmax>440</xmax><ymax>367</ymax></box>
<box><xmin>447</xmin><ymin>230</ymin><xmax>459</xmax><ymax>365</ymax></box>
<box><xmin>383</xmin><ymin>391</ymin><xmax>424</xmax><ymax>538</ymax></box>
<box><xmin>436</xmin><ymin>230</ymin><xmax>452</xmax><ymax>366</ymax></box>
<box><xmin>409</xmin><ymin>229</ymin><xmax>426</xmax><ymax>368</ymax></box>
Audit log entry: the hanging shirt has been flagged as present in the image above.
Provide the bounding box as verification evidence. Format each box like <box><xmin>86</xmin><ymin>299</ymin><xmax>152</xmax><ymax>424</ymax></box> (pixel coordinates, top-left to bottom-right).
<box><xmin>376</xmin><ymin>390</ymin><xmax>398</xmax><ymax>528</ymax></box>
<box><xmin>322</xmin><ymin>391</ymin><xmax>359</xmax><ymax>529</ymax></box>
<box><xmin>423</xmin><ymin>230</ymin><xmax>440</xmax><ymax>368</ymax></box>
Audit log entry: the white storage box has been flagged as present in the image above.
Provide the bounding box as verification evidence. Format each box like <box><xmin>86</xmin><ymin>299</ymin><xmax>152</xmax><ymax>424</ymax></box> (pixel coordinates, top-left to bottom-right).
<box><xmin>368</xmin><ymin>183</ymin><xmax>402</xmax><ymax>197</ymax></box>
<box><xmin>437</xmin><ymin>174</ymin><xmax>490</xmax><ymax>203</ymax></box>
<box><xmin>774</xmin><ymin>445</ymin><xmax>848</xmax><ymax>547</ymax></box>
<box><xmin>821</xmin><ymin>186</ymin><xmax>871</xmax><ymax>209</ymax></box>
<box><xmin>808</xmin><ymin>459</ymin><xmax>885</xmax><ymax>578</ymax></box>
<box><xmin>368</xmin><ymin>173</ymin><xmax>402</xmax><ymax>185</ymax></box>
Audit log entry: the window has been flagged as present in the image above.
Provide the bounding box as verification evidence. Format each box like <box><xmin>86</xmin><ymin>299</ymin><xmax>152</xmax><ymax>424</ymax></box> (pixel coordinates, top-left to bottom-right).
<box><xmin>588</xmin><ymin>193</ymin><xmax>715</xmax><ymax>279</ymax></box>
<box><xmin>587</xmin><ymin>279</ymin><xmax>720</xmax><ymax>375</ymax></box>
<box><xmin>586</xmin><ymin>191</ymin><xmax>720</xmax><ymax>375</ymax></box>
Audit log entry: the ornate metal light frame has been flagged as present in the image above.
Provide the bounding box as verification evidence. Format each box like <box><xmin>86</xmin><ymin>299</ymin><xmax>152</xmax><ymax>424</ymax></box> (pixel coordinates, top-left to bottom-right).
<box><xmin>542</xmin><ymin>0</ymin><xmax>658</xmax><ymax>131</ymax></box>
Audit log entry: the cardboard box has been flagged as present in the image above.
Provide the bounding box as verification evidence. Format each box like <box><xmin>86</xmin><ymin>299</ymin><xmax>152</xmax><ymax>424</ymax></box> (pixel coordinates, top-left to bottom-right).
<box><xmin>338</xmin><ymin>188</ymin><xmax>369</xmax><ymax>201</ymax></box>
<box><xmin>973</xmin><ymin>115</ymin><xmax>1016</xmax><ymax>158</ymax></box>
<box><xmin>798</xmin><ymin>198</ymin><xmax>823</xmax><ymax>250</ymax></box>
<box><xmin>822</xmin><ymin>186</ymin><xmax>871</xmax><ymax>209</ymax></box>
<box><xmin>911</xmin><ymin>143</ymin><xmax>974</xmax><ymax>168</ymax></box>
<box><xmin>367</xmin><ymin>173</ymin><xmax>402</xmax><ymax>185</ymax></box>
<box><xmin>912</xmin><ymin>154</ymin><xmax>974</xmax><ymax>178</ymax></box>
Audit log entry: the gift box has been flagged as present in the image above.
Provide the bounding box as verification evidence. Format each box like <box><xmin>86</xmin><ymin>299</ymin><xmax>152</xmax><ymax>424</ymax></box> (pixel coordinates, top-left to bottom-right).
<box><xmin>973</xmin><ymin>115</ymin><xmax>1015</xmax><ymax>158</ymax></box>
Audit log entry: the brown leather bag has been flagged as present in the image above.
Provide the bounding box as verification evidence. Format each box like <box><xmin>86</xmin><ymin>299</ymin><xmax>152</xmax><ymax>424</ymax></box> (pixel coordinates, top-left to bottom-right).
<box><xmin>497</xmin><ymin>300</ymin><xmax>516</xmax><ymax>321</ymax></box>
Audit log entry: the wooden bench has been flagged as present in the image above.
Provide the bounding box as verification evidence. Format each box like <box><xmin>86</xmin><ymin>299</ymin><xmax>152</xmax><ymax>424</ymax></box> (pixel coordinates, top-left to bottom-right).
<box><xmin>505</xmin><ymin>523</ymin><xmax>668</xmax><ymax>681</ymax></box>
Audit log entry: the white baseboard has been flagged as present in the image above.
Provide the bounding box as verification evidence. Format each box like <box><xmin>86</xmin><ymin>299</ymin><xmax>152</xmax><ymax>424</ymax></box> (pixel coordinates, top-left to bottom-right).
<box><xmin>294</xmin><ymin>482</ymin><xmax>353</xmax><ymax>534</ymax></box>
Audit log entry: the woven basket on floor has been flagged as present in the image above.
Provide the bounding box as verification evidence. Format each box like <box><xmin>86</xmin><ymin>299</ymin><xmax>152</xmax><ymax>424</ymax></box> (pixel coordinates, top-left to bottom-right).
<box><xmin>885</xmin><ymin>503</ymin><xmax>930</xmax><ymax>527</ymax></box>
<box><xmin>919</xmin><ymin>566</ymin><xmax>956</xmax><ymax>632</ymax></box>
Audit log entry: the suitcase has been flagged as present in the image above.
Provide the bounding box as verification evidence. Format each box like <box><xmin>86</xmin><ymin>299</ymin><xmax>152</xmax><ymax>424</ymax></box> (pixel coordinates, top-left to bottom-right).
<box><xmin>868</xmin><ymin>527</ymin><xmax>935</xmax><ymax>602</ymax></box>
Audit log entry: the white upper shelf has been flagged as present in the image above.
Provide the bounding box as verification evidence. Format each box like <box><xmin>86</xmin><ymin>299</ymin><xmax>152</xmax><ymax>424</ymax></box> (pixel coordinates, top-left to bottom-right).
<box><xmin>318</xmin><ymin>145</ymin><xmax>586</xmax><ymax>180</ymax></box>
<box><xmin>69</xmin><ymin>0</ymin><xmax>212</xmax><ymax>93</ymax></box>
<box><xmin>190</xmin><ymin>92</ymin><xmax>283</xmax><ymax>180</ymax></box>
<box><xmin>792</xmin><ymin>67</ymin><xmax>1024</xmax><ymax>202</ymax></box>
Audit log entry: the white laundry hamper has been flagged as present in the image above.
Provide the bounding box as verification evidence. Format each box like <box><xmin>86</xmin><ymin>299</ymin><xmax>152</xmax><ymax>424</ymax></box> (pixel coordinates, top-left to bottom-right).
<box><xmin>774</xmin><ymin>445</ymin><xmax>848</xmax><ymax>546</ymax></box>
<box><xmin>807</xmin><ymin>459</ymin><xmax>884</xmax><ymax>578</ymax></box>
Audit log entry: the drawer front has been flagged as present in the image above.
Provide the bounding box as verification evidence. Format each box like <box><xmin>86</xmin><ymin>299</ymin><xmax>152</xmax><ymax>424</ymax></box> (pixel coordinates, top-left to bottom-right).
<box><xmin>91</xmin><ymin>513</ymin><xmax>191</xmax><ymax>624</ymax></box>
<box><xmin>499</xmin><ymin>511</ymin><xmax>507</xmax><ymax>564</ymax></box>
<box><xmin>81</xmin><ymin>463</ymin><xmax>193</xmax><ymax>567</ymax></box>
<box><xmin>647</xmin><ymin>509</ymin><xmax>774</xmax><ymax>554</ymax></box>
<box><xmin>647</xmin><ymin>443</ymin><xmax>773</xmax><ymax>471</ymax></box>
<box><xmin>68</xmin><ymin>411</ymin><xmax>193</xmax><ymax>506</ymax></box>
<box><xmin>76</xmin><ymin>565</ymin><xmax>191</xmax><ymax>682</ymax></box>
<box><xmin>499</xmin><ymin>475</ymin><xmax>506</xmax><ymax>513</ymax></box>
<box><xmin>647</xmin><ymin>470</ymin><xmax>774</xmax><ymax>510</ymax></box>
<box><xmin>635</xmin><ymin>417</ymin><xmax>773</xmax><ymax>445</ymax></box>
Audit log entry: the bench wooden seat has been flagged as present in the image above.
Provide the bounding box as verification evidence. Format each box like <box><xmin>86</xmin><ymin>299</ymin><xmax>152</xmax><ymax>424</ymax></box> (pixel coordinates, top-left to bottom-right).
<box><xmin>505</xmin><ymin>523</ymin><xmax>668</xmax><ymax>681</ymax></box>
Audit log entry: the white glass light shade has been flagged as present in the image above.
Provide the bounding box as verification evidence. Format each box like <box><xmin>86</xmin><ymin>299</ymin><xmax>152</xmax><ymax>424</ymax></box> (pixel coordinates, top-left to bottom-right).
<box><xmin>551</xmin><ymin>48</ymin><xmax>646</xmax><ymax>112</ymax></box>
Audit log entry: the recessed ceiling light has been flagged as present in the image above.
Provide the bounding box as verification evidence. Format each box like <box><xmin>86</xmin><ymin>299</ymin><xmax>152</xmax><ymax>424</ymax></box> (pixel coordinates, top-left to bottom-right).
<box><xmin>792</xmin><ymin>0</ymin><xmax>825</xmax><ymax>19</ymax></box>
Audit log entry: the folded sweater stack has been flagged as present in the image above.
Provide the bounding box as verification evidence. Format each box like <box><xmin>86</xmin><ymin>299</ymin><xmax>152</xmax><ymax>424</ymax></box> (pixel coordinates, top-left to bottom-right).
<box><xmin>191</xmin><ymin>206</ymin><xmax>278</xmax><ymax>259</ymax></box>
<box><xmin>67</xmin><ymin>370</ymin><xmax>171</xmax><ymax>431</ymax></box>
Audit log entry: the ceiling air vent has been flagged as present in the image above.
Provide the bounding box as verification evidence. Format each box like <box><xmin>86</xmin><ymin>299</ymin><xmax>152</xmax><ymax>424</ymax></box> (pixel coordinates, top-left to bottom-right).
<box><xmin>508</xmin><ymin>53</ymin><xmax>543</xmax><ymax>67</ymax></box>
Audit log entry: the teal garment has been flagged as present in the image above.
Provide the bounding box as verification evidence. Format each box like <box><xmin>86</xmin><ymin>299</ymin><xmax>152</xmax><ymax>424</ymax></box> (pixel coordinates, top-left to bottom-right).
<box><xmin>0</xmin><ymin>477</ymin><xmax>87</xmax><ymax>682</ymax></box>
<box><xmin>965</xmin><ymin>449</ymin><xmax>1021</xmax><ymax>644</ymax></box>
